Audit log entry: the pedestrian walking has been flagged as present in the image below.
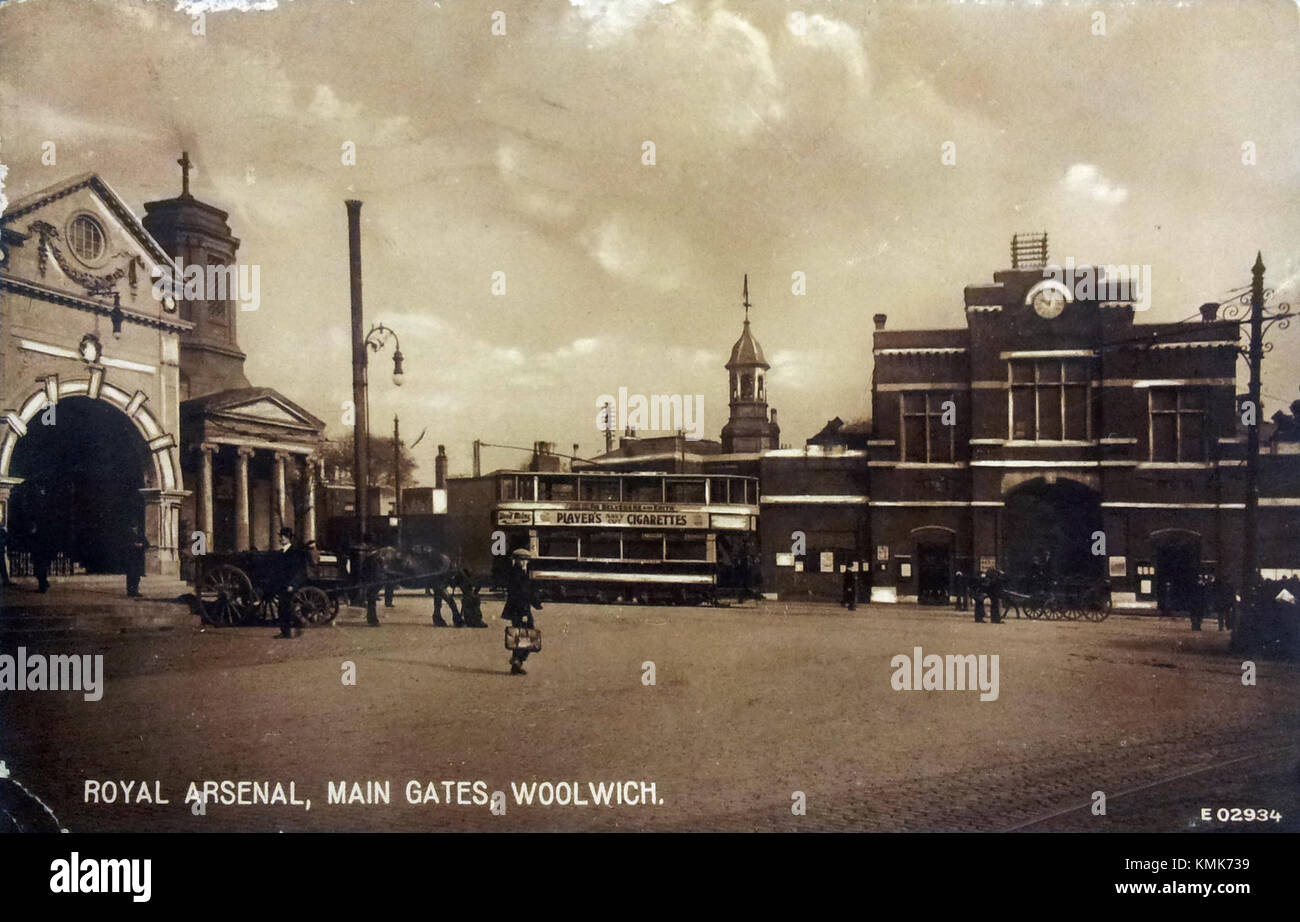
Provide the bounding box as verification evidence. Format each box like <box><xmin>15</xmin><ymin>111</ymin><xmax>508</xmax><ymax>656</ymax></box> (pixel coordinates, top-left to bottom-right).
<box><xmin>954</xmin><ymin>570</ymin><xmax>968</xmax><ymax>611</ymax></box>
<box><xmin>840</xmin><ymin>567</ymin><xmax>855</xmax><ymax>609</ymax></box>
<box><xmin>502</xmin><ymin>548</ymin><xmax>542</xmax><ymax>675</ymax></box>
<box><xmin>124</xmin><ymin>523</ymin><xmax>148</xmax><ymax>597</ymax></box>
<box><xmin>972</xmin><ymin>572</ymin><xmax>987</xmax><ymax>623</ymax></box>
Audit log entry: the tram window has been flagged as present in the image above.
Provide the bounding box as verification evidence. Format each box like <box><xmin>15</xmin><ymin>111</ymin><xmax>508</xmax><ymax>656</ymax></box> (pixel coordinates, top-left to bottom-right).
<box><xmin>666</xmin><ymin>479</ymin><xmax>706</xmax><ymax>503</ymax></box>
<box><xmin>498</xmin><ymin>476</ymin><xmax>518</xmax><ymax>501</ymax></box>
<box><xmin>708</xmin><ymin>478</ymin><xmax>730</xmax><ymax>504</ymax></box>
<box><xmin>517</xmin><ymin>476</ymin><xmax>536</xmax><ymax>501</ymax></box>
<box><xmin>624</xmin><ymin>533</ymin><xmax>664</xmax><ymax>560</ymax></box>
<box><xmin>539</xmin><ymin>532</ymin><xmax>579</xmax><ymax>558</ymax></box>
<box><xmin>539</xmin><ymin>476</ymin><xmax>577</xmax><ymax>501</ymax></box>
<box><xmin>742</xmin><ymin>480</ymin><xmax>756</xmax><ymax>504</ymax></box>
<box><xmin>580</xmin><ymin>477</ymin><xmax>620</xmax><ymax>501</ymax></box>
<box><xmin>666</xmin><ymin>533</ymin><xmax>708</xmax><ymax>561</ymax></box>
<box><xmin>623</xmin><ymin>478</ymin><xmax>663</xmax><ymax>503</ymax></box>
<box><xmin>582</xmin><ymin>531</ymin><xmax>621</xmax><ymax>559</ymax></box>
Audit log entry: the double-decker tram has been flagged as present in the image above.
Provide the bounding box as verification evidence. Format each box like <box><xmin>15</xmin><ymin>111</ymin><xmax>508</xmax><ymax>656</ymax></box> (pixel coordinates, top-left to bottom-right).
<box><xmin>486</xmin><ymin>470</ymin><xmax>760</xmax><ymax>604</ymax></box>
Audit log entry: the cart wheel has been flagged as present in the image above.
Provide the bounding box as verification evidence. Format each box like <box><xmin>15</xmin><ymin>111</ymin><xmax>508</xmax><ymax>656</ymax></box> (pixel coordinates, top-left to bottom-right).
<box><xmin>293</xmin><ymin>586</ymin><xmax>334</xmax><ymax>625</ymax></box>
<box><xmin>198</xmin><ymin>565</ymin><xmax>256</xmax><ymax>627</ymax></box>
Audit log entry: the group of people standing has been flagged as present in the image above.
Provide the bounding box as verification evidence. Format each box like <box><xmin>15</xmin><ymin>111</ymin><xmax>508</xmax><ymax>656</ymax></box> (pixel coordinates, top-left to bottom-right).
<box><xmin>953</xmin><ymin>569</ymin><xmax>1007</xmax><ymax>623</ymax></box>
<box><xmin>0</xmin><ymin>520</ymin><xmax>148</xmax><ymax>597</ymax></box>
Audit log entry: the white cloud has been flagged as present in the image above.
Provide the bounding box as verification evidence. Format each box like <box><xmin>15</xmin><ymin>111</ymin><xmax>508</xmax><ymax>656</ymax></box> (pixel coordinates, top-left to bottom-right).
<box><xmin>1062</xmin><ymin>163</ymin><xmax>1128</xmax><ymax>205</ymax></box>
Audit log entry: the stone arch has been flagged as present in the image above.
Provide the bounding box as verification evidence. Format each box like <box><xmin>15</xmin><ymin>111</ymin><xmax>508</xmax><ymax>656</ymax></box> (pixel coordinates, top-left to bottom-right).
<box><xmin>1</xmin><ymin>372</ymin><xmax>180</xmax><ymax>493</ymax></box>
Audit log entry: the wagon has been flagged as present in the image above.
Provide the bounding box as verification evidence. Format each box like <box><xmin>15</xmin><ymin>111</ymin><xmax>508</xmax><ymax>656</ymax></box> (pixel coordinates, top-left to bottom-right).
<box><xmin>1003</xmin><ymin>578</ymin><xmax>1112</xmax><ymax>622</ymax></box>
<box><xmin>194</xmin><ymin>548</ymin><xmax>345</xmax><ymax>627</ymax></box>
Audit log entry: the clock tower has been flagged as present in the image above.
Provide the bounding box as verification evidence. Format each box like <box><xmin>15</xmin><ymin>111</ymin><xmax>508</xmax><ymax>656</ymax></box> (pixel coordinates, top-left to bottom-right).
<box><xmin>721</xmin><ymin>275</ymin><xmax>780</xmax><ymax>454</ymax></box>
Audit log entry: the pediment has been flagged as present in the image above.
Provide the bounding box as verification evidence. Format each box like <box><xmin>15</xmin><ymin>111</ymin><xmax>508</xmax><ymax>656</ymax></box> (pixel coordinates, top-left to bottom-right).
<box><xmin>223</xmin><ymin>397</ymin><xmax>315</xmax><ymax>427</ymax></box>
<box><xmin>2</xmin><ymin>174</ymin><xmax>176</xmax><ymax>320</ymax></box>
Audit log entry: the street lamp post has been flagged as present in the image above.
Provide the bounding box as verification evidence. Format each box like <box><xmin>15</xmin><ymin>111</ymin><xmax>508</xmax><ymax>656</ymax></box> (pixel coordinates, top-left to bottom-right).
<box><xmin>356</xmin><ymin>322</ymin><xmax>405</xmax><ymax>538</ymax></box>
<box><xmin>1217</xmin><ymin>253</ymin><xmax>1292</xmax><ymax>639</ymax></box>
<box><xmin>344</xmin><ymin>197</ymin><xmax>406</xmax><ymax>540</ymax></box>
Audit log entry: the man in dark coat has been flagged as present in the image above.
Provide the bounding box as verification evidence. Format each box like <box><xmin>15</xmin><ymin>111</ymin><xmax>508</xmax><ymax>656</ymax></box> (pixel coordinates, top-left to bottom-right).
<box><xmin>0</xmin><ymin>522</ymin><xmax>10</xmax><ymax>587</ymax></box>
<box><xmin>972</xmin><ymin>571</ymin><xmax>987</xmax><ymax>623</ymax></box>
<box><xmin>29</xmin><ymin>523</ymin><xmax>50</xmax><ymax>593</ymax></box>
<box><xmin>988</xmin><ymin>569</ymin><xmax>1004</xmax><ymax>624</ymax></box>
<box><xmin>502</xmin><ymin>549</ymin><xmax>542</xmax><ymax>675</ymax></box>
<box><xmin>124</xmin><ymin>523</ymin><xmax>148</xmax><ymax>598</ymax></box>
<box><xmin>275</xmin><ymin>528</ymin><xmax>308</xmax><ymax>639</ymax></box>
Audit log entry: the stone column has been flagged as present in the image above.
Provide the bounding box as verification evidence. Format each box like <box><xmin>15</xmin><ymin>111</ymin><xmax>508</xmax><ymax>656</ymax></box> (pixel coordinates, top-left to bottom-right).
<box><xmin>199</xmin><ymin>443</ymin><xmax>217</xmax><ymax>551</ymax></box>
<box><xmin>303</xmin><ymin>456</ymin><xmax>318</xmax><ymax>544</ymax></box>
<box><xmin>272</xmin><ymin>452</ymin><xmax>288</xmax><ymax>540</ymax></box>
<box><xmin>236</xmin><ymin>447</ymin><xmax>254</xmax><ymax>552</ymax></box>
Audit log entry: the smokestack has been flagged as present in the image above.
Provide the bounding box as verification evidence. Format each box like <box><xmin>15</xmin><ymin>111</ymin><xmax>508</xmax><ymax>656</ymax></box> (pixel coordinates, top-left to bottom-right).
<box><xmin>435</xmin><ymin>444</ymin><xmax>447</xmax><ymax>489</ymax></box>
<box><xmin>346</xmin><ymin>199</ymin><xmax>369</xmax><ymax>537</ymax></box>
<box><xmin>873</xmin><ymin>313</ymin><xmax>887</xmax><ymax>330</ymax></box>
<box><xmin>603</xmin><ymin>401</ymin><xmax>614</xmax><ymax>454</ymax></box>
<box><xmin>472</xmin><ymin>439</ymin><xmax>481</xmax><ymax>478</ymax></box>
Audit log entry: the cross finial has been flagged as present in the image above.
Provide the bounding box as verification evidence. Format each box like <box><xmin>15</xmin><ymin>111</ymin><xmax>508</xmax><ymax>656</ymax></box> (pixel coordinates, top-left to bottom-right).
<box><xmin>178</xmin><ymin>151</ymin><xmax>192</xmax><ymax>196</ymax></box>
<box><xmin>742</xmin><ymin>273</ymin><xmax>751</xmax><ymax>322</ymax></box>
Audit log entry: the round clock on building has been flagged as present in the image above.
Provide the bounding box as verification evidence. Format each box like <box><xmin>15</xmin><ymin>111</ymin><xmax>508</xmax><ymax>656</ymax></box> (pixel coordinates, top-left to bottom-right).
<box><xmin>1025</xmin><ymin>280</ymin><xmax>1071</xmax><ymax>319</ymax></box>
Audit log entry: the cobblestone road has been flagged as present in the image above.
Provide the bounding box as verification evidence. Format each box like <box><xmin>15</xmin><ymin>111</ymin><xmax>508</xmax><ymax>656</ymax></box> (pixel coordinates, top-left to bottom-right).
<box><xmin>1</xmin><ymin>592</ymin><xmax>1296</xmax><ymax>832</ymax></box>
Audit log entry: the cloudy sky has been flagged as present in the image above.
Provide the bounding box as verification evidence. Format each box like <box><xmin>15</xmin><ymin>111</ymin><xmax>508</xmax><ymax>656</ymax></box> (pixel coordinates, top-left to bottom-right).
<box><xmin>2</xmin><ymin>0</ymin><xmax>1298</xmax><ymax>480</ymax></box>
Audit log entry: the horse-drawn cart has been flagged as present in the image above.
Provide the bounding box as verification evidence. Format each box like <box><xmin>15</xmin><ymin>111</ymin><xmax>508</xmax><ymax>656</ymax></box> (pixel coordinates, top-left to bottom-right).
<box><xmin>194</xmin><ymin>548</ymin><xmax>346</xmax><ymax>627</ymax></box>
<box><xmin>1002</xmin><ymin>578</ymin><xmax>1112</xmax><ymax>622</ymax></box>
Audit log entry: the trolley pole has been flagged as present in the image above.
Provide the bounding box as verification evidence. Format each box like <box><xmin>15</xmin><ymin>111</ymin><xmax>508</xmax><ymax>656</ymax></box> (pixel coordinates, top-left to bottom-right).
<box><xmin>346</xmin><ymin>199</ymin><xmax>370</xmax><ymax>539</ymax></box>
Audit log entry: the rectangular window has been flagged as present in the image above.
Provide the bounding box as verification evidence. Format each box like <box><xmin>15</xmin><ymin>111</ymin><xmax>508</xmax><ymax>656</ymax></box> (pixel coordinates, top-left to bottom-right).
<box><xmin>498</xmin><ymin>476</ymin><xmax>518</xmax><ymax>501</ymax></box>
<box><xmin>900</xmin><ymin>392</ymin><xmax>955</xmax><ymax>462</ymax></box>
<box><xmin>623</xmin><ymin>478</ymin><xmax>663</xmax><ymax>503</ymax></box>
<box><xmin>708</xmin><ymin>477</ymin><xmax>730</xmax><ymax>504</ymax></box>
<box><xmin>666</xmin><ymin>479</ymin><xmax>706</xmax><ymax>503</ymax></box>
<box><xmin>1150</xmin><ymin>387</ymin><xmax>1207</xmax><ymax>461</ymax></box>
<box><xmin>539</xmin><ymin>532</ymin><xmax>579</xmax><ymax>558</ymax></box>
<box><xmin>581</xmin><ymin>531</ymin><xmax>621</xmax><ymax>559</ymax></box>
<box><xmin>579</xmin><ymin>477</ymin><xmax>620</xmax><ymax>502</ymax></box>
<box><xmin>665</xmin><ymin>533</ymin><xmax>708</xmax><ymax>561</ymax></box>
<box><xmin>538</xmin><ymin>477</ymin><xmax>576</xmax><ymax>501</ymax></box>
<box><xmin>624</xmin><ymin>533</ymin><xmax>664</xmax><ymax>560</ymax></box>
<box><xmin>1008</xmin><ymin>358</ymin><xmax>1094</xmax><ymax>441</ymax></box>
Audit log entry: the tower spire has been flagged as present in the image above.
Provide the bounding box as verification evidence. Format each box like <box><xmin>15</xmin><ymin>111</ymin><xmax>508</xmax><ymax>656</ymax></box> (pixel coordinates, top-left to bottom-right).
<box><xmin>742</xmin><ymin>273</ymin><xmax>750</xmax><ymax>322</ymax></box>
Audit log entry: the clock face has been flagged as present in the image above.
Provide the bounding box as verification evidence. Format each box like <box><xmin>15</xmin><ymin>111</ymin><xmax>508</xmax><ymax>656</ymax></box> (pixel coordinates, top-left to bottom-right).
<box><xmin>1027</xmin><ymin>282</ymin><xmax>1070</xmax><ymax>319</ymax></box>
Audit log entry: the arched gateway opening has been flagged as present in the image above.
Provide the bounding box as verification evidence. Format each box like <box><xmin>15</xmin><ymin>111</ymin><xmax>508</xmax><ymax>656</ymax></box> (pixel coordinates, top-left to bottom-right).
<box><xmin>1001</xmin><ymin>478</ymin><xmax>1103</xmax><ymax>586</ymax></box>
<box><xmin>9</xmin><ymin>397</ymin><xmax>149</xmax><ymax>573</ymax></box>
